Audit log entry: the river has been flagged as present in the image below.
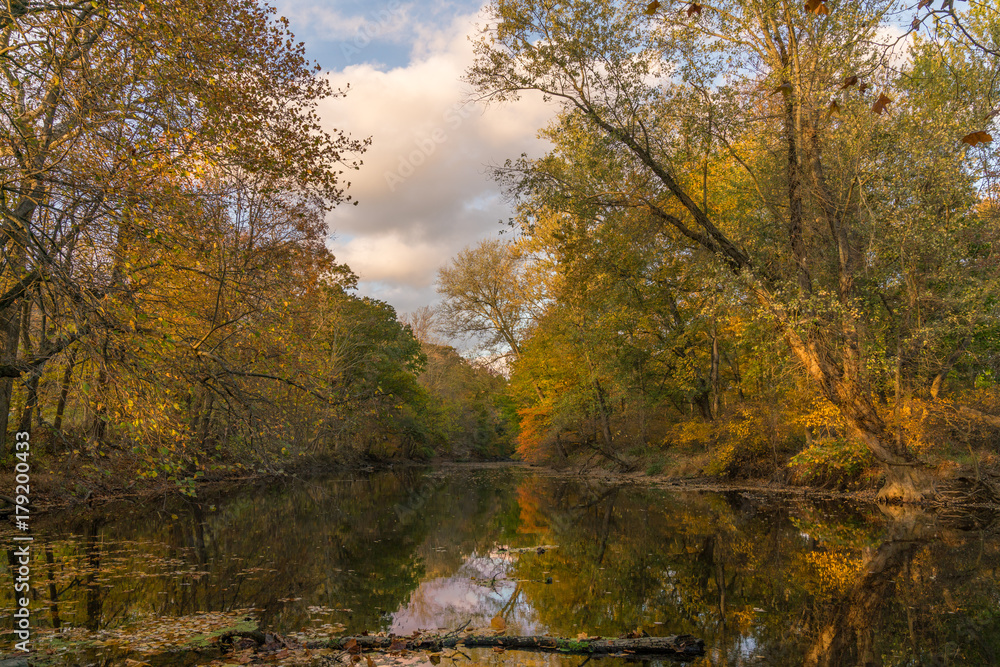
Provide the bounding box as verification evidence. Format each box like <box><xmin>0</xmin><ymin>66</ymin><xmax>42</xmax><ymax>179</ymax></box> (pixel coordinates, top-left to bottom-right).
<box><xmin>2</xmin><ymin>464</ymin><xmax>998</xmax><ymax>665</ymax></box>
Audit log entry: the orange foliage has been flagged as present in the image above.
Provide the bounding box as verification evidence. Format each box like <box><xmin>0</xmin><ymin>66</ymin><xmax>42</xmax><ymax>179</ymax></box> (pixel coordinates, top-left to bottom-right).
<box><xmin>515</xmin><ymin>404</ymin><xmax>552</xmax><ymax>461</ymax></box>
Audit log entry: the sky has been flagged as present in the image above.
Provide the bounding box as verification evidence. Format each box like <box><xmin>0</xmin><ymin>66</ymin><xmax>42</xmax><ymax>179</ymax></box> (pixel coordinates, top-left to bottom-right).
<box><xmin>273</xmin><ymin>0</ymin><xmax>558</xmax><ymax>318</ymax></box>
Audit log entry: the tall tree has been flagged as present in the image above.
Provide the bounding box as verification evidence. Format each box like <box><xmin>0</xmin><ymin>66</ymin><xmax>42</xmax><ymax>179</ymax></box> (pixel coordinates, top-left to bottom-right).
<box><xmin>468</xmin><ymin>0</ymin><xmax>1000</xmax><ymax>500</ymax></box>
<box><xmin>0</xmin><ymin>0</ymin><xmax>364</xmax><ymax>456</ymax></box>
<box><xmin>438</xmin><ymin>238</ymin><xmax>543</xmax><ymax>361</ymax></box>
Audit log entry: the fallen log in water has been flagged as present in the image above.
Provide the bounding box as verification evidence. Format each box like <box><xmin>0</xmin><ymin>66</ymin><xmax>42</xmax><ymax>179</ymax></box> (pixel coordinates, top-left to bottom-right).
<box><xmin>323</xmin><ymin>633</ymin><xmax>705</xmax><ymax>658</ymax></box>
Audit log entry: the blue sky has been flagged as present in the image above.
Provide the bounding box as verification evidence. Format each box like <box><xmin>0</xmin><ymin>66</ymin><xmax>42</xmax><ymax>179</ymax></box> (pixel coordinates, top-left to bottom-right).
<box><xmin>274</xmin><ymin>0</ymin><xmax>557</xmax><ymax>318</ymax></box>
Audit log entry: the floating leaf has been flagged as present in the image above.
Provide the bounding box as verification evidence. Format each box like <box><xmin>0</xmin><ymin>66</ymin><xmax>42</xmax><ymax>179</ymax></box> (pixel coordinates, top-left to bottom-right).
<box><xmin>911</xmin><ymin>16</ymin><xmax>921</xmax><ymax>29</ymax></box>
<box><xmin>687</xmin><ymin>3</ymin><xmax>702</xmax><ymax>16</ymax></box>
<box><xmin>491</xmin><ymin>615</ymin><xmax>507</xmax><ymax>632</ymax></box>
<box><xmin>858</xmin><ymin>82</ymin><xmax>870</xmax><ymax>92</ymax></box>
<box><xmin>961</xmin><ymin>131</ymin><xmax>993</xmax><ymax>146</ymax></box>
<box><xmin>428</xmin><ymin>655</ymin><xmax>441</xmax><ymax>665</ymax></box>
<box><xmin>388</xmin><ymin>639</ymin><xmax>407</xmax><ymax>652</ymax></box>
<box><xmin>840</xmin><ymin>75</ymin><xmax>858</xmax><ymax>89</ymax></box>
<box><xmin>872</xmin><ymin>93</ymin><xmax>891</xmax><ymax>115</ymax></box>
<box><xmin>344</xmin><ymin>638</ymin><xmax>359</xmax><ymax>653</ymax></box>
<box><xmin>773</xmin><ymin>82</ymin><xmax>792</xmax><ymax>98</ymax></box>
<box><xmin>827</xmin><ymin>100</ymin><xmax>841</xmax><ymax>118</ymax></box>
<box><xmin>985</xmin><ymin>109</ymin><xmax>999</xmax><ymax>121</ymax></box>
<box><xmin>918</xmin><ymin>0</ymin><xmax>932</xmax><ymax>7</ymax></box>
<box><xmin>645</xmin><ymin>0</ymin><xmax>661</xmax><ymax>14</ymax></box>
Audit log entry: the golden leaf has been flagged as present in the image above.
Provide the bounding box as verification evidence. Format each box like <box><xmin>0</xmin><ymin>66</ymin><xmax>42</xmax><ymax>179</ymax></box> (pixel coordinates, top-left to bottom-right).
<box><xmin>491</xmin><ymin>615</ymin><xmax>507</xmax><ymax>632</ymax></box>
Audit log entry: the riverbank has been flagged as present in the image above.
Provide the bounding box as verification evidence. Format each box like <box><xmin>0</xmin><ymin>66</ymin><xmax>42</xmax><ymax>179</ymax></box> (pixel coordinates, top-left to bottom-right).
<box><xmin>6</xmin><ymin>444</ymin><xmax>997</xmax><ymax>518</ymax></box>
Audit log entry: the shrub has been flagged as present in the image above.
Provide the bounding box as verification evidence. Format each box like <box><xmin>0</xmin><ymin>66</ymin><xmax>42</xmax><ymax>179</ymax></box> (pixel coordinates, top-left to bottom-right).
<box><xmin>787</xmin><ymin>437</ymin><xmax>875</xmax><ymax>490</ymax></box>
<box><xmin>706</xmin><ymin>404</ymin><xmax>788</xmax><ymax>477</ymax></box>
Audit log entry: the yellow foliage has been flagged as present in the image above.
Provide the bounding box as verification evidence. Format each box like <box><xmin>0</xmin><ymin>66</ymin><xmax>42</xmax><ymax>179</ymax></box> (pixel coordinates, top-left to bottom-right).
<box><xmin>665</xmin><ymin>419</ymin><xmax>714</xmax><ymax>449</ymax></box>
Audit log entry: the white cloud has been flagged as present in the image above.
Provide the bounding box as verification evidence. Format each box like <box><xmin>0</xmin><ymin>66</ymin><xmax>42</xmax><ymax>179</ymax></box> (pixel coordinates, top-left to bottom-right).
<box><xmin>336</xmin><ymin>232</ymin><xmax>443</xmax><ymax>286</ymax></box>
<box><xmin>318</xmin><ymin>9</ymin><xmax>556</xmax><ymax>315</ymax></box>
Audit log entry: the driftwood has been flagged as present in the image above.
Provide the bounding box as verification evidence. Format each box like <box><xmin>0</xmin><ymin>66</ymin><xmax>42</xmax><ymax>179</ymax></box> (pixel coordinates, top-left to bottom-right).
<box><xmin>324</xmin><ymin>634</ymin><xmax>704</xmax><ymax>658</ymax></box>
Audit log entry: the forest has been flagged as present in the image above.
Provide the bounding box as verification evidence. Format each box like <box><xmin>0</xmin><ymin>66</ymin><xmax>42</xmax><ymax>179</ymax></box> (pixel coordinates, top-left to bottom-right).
<box><xmin>0</xmin><ymin>0</ymin><xmax>998</xmax><ymax>507</ymax></box>
<box><xmin>439</xmin><ymin>0</ymin><xmax>1000</xmax><ymax>503</ymax></box>
<box><xmin>3</xmin><ymin>1</ymin><xmax>1000</xmax><ymax>666</ymax></box>
<box><xmin>0</xmin><ymin>0</ymin><xmax>513</xmax><ymax>500</ymax></box>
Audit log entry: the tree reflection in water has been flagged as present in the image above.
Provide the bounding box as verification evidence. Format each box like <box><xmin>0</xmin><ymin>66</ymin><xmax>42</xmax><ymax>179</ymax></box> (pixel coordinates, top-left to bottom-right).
<box><xmin>1</xmin><ymin>468</ymin><xmax>997</xmax><ymax>665</ymax></box>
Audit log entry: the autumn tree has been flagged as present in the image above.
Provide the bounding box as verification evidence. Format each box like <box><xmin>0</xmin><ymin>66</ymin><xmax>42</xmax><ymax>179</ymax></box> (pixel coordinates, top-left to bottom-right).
<box><xmin>438</xmin><ymin>238</ymin><xmax>545</xmax><ymax>361</ymax></box>
<box><xmin>468</xmin><ymin>0</ymin><xmax>1000</xmax><ymax>501</ymax></box>
<box><xmin>0</xmin><ymin>0</ymin><xmax>364</xmax><ymax>458</ymax></box>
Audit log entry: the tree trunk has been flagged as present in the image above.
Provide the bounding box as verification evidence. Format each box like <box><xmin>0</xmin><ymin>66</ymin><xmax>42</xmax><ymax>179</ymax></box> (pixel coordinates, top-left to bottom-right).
<box><xmin>0</xmin><ymin>197</ymin><xmax>36</xmax><ymax>458</ymax></box>
<box><xmin>724</xmin><ymin>349</ymin><xmax>744</xmax><ymax>400</ymax></box>
<box><xmin>930</xmin><ymin>337</ymin><xmax>969</xmax><ymax>399</ymax></box>
<box><xmin>711</xmin><ymin>321</ymin><xmax>720</xmax><ymax>417</ymax></box>
<box><xmin>16</xmin><ymin>300</ymin><xmax>37</xmax><ymax>441</ymax></box>
<box><xmin>53</xmin><ymin>349</ymin><xmax>78</xmax><ymax>434</ymax></box>
<box><xmin>779</xmin><ymin>312</ymin><xmax>934</xmax><ymax>502</ymax></box>
<box><xmin>89</xmin><ymin>339</ymin><xmax>111</xmax><ymax>448</ymax></box>
<box><xmin>0</xmin><ymin>295</ymin><xmax>21</xmax><ymax>457</ymax></box>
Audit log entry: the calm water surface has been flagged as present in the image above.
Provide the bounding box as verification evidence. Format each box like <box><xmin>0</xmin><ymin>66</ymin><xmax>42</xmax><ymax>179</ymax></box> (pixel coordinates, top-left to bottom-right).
<box><xmin>2</xmin><ymin>465</ymin><xmax>999</xmax><ymax>665</ymax></box>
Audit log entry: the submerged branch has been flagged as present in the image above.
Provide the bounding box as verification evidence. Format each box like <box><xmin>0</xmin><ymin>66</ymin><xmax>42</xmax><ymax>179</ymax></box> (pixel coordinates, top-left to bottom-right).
<box><xmin>324</xmin><ymin>633</ymin><xmax>704</xmax><ymax>658</ymax></box>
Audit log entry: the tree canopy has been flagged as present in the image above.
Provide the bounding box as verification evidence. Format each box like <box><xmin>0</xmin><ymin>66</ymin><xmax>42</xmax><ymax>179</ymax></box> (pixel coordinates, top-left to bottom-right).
<box><xmin>453</xmin><ymin>0</ymin><xmax>1000</xmax><ymax>501</ymax></box>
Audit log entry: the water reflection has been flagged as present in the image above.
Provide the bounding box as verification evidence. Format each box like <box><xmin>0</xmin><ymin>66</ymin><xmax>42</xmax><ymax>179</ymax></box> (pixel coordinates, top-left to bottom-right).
<box><xmin>1</xmin><ymin>466</ymin><xmax>998</xmax><ymax>665</ymax></box>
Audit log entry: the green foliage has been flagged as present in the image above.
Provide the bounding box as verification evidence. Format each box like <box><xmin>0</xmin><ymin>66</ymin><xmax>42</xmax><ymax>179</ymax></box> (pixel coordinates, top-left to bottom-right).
<box><xmin>409</xmin><ymin>343</ymin><xmax>516</xmax><ymax>460</ymax></box>
<box><xmin>788</xmin><ymin>438</ymin><xmax>876</xmax><ymax>490</ymax></box>
<box><xmin>645</xmin><ymin>459</ymin><xmax>665</xmax><ymax>476</ymax></box>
